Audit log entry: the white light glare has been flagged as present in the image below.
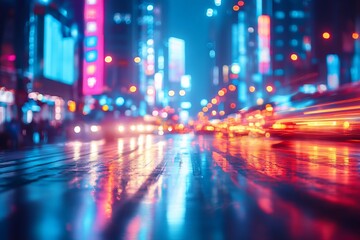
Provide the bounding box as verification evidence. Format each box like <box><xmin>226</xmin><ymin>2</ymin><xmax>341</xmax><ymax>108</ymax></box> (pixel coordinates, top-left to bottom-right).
<box><xmin>147</xmin><ymin>5</ymin><xmax>154</xmax><ymax>11</ymax></box>
<box><xmin>206</xmin><ymin>8</ymin><xmax>214</xmax><ymax>17</ymax></box>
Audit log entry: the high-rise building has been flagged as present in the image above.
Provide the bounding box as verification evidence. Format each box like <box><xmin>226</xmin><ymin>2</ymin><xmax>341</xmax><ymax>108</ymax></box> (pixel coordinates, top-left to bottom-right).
<box><xmin>271</xmin><ymin>0</ymin><xmax>316</xmax><ymax>94</ymax></box>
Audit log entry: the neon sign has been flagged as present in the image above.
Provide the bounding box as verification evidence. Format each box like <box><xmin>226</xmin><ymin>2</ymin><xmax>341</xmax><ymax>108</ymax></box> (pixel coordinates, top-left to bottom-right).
<box><xmin>258</xmin><ymin>15</ymin><xmax>270</xmax><ymax>74</ymax></box>
<box><xmin>83</xmin><ymin>0</ymin><xmax>104</xmax><ymax>95</ymax></box>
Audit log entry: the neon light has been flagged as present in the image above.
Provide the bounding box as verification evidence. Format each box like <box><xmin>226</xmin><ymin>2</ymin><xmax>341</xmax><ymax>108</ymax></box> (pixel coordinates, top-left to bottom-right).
<box><xmin>168</xmin><ymin>37</ymin><xmax>185</xmax><ymax>82</ymax></box>
<box><xmin>83</xmin><ymin>0</ymin><xmax>104</xmax><ymax>95</ymax></box>
<box><xmin>85</xmin><ymin>36</ymin><xmax>98</xmax><ymax>47</ymax></box>
<box><xmin>86</xmin><ymin>22</ymin><xmax>97</xmax><ymax>33</ymax></box>
<box><xmin>86</xmin><ymin>50</ymin><xmax>98</xmax><ymax>62</ymax></box>
<box><xmin>87</xmin><ymin>65</ymin><xmax>96</xmax><ymax>74</ymax></box>
<box><xmin>258</xmin><ymin>15</ymin><xmax>271</xmax><ymax>74</ymax></box>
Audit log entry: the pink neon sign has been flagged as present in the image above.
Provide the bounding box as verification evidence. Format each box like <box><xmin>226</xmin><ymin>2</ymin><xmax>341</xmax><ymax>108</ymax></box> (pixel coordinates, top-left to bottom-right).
<box><xmin>258</xmin><ymin>15</ymin><xmax>271</xmax><ymax>74</ymax></box>
<box><xmin>83</xmin><ymin>0</ymin><xmax>104</xmax><ymax>95</ymax></box>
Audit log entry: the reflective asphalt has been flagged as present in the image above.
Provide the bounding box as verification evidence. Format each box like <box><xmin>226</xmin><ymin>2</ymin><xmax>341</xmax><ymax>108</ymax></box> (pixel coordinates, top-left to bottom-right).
<box><xmin>0</xmin><ymin>134</ymin><xmax>360</xmax><ymax>240</ymax></box>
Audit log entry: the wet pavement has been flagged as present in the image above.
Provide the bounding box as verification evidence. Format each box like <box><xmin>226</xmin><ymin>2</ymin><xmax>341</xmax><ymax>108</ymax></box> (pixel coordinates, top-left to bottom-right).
<box><xmin>0</xmin><ymin>133</ymin><xmax>360</xmax><ymax>240</ymax></box>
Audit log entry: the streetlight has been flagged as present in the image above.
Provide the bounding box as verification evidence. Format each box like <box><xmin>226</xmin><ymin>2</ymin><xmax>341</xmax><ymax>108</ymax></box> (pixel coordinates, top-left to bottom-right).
<box><xmin>266</xmin><ymin>85</ymin><xmax>274</xmax><ymax>93</ymax></box>
<box><xmin>290</xmin><ymin>53</ymin><xmax>298</xmax><ymax>61</ymax></box>
<box><xmin>105</xmin><ymin>55</ymin><xmax>113</xmax><ymax>63</ymax></box>
<box><xmin>322</xmin><ymin>32</ymin><xmax>331</xmax><ymax>40</ymax></box>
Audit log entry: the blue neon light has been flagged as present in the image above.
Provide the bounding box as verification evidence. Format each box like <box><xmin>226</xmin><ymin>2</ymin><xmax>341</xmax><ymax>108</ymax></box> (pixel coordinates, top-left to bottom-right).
<box><xmin>85</xmin><ymin>36</ymin><xmax>98</xmax><ymax>48</ymax></box>
<box><xmin>86</xmin><ymin>50</ymin><xmax>98</xmax><ymax>62</ymax></box>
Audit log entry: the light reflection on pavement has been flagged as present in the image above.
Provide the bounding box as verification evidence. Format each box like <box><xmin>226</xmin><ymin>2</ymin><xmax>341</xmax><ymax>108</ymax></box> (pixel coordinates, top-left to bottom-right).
<box><xmin>0</xmin><ymin>134</ymin><xmax>359</xmax><ymax>240</ymax></box>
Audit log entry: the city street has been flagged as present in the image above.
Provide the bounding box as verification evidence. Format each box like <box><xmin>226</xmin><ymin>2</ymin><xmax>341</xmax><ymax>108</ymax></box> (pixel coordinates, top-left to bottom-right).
<box><xmin>1</xmin><ymin>134</ymin><xmax>360</xmax><ymax>240</ymax></box>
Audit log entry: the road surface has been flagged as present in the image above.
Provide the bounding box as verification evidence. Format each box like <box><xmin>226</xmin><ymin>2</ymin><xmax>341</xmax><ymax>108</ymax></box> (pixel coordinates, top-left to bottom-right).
<box><xmin>0</xmin><ymin>133</ymin><xmax>360</xmax><ymax>239</ymax></box>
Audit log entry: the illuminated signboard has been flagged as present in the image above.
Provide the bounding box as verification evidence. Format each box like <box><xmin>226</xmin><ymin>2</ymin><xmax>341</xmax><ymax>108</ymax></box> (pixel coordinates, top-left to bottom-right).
<box><xmin>83</xmin><ymin>0</ymin><xmax>104</xmax><ymax>95</ymax></box>
<box><xmin>44</xmin><ymin>15</ymin><xmax>75</xmax><ymax>85</ymax></box>
<box><xmin>168</xmin><ymin>37</ymin><xmax>185</xmax><ymax>82</ymax></box>
<box><xmin>327</xmin><ymin>54</ymin><xmax>340</xmax><ymax>90</ymax></box>
<box><xmin>258</xmin><ymin>15</ymin><xmax>270</xmax><ymax>74</ymax></box>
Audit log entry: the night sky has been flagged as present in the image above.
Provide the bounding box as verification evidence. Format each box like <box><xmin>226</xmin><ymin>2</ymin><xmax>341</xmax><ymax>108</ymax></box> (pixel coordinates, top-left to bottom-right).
<box><xmin>167</xmin><ymin>0</ymin><xmax>212</xmax><ymax>113</ymax></box>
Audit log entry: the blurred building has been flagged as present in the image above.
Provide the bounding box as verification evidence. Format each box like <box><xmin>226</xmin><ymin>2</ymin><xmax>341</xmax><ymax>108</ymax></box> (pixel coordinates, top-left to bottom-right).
<box><xmin>0</xmin><ymin>0</ymin><xmax>83</xmax><ymax>139</ymax></box>
<box><xmin>208</xmin><ymin>0</ymin><xmax>360</xmax><ymax>118</ymax></box>
<box><xmin>313</xmin><ymin>0</ymin><xmax>360</xmax><ymax>88</ymax></box>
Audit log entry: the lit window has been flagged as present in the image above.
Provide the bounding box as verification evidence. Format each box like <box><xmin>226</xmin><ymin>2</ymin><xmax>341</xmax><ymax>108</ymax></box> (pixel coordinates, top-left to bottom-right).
<box><xmin>87</xmin><ymin>65</ymin><xmax>96</xmax><ymax>74</ymax></box>
<box><xmin>86</xmin><ymin>50</ymin><xmax>98</xmax><ymax>62</ymax></box>
<box><xmin>290</xmin><ymin>25</ymin><xmax>298</xmax><ymax>32</ymax></box>
<box><xmin>274</xmin><ymin>69</ymin><xmax>284</xmax><ymax>76</ymax></box>
<box><xmin>85</xmin><ymin>36</ymin><xmax>97</xmax><ymax>47</ymax></box>
<box><xmin>86</xmin><ymin>22</ymin><xmax>97</xmax><ymax>32</ymax></box>
<box><xmin>87</xmin><ymin>77</ymin><xmax>96</xmax><ymax>88</ymax></box>
<box><xmin>275</xmin><ymin>54</ymin><xmax>284</xmax><ymax>61</ymax></box>
<box><xmin>290</xmin><ymin>39</ymin><xmax>299</xmax><ymax>46</ymax></box>
<box><xmin>87</xmin><ymin>0</ymin><xmax>96</xmax><ymax>4</ymax></box>
<box><xmin>275</xmin><ymin>26</ymin><xmax>284</xmax><ymax>33</ymax></box>
<box><xmin>275</xmin><ymin>40</ymin><xmax>284</xmax><ymax>47</ymax></box>
<box><xmin>85</xmin><ymin>9</ymin><xmax>96</xmax><ymax>19</ymax></box>
<box><xmin>290</xmin><ymin>11</ymin><xmax>305</xmax><ymax>18</ymax></box>
<box><xmin>275</xmin><ymin>11</ymin><xmax>285</xmax><ymax>19</ymax></box>
<box><xmin>113</xmin><ymin>13</ymin><xmax>121</xmax><ymax>24</ymax></box>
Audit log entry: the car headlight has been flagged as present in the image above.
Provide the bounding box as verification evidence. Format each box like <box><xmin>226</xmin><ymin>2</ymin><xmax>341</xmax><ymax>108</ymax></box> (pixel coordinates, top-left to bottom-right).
<box><xmin>90</xmin><ymin>125</ymin><xmax>100</xmax><ymax>133</ymax></box>
<box><xmin>118</xmin><ymin>125</ymin><xmax>125</xmax><ymax>132</ymax></box>
<box><xmin>74</xmin><ymin>126</ymin><xmax>81</xmax><ymax>134</ymax></box>
<box><xmin>137</xmin><ymin>124</ymin><xmax>145</xmax><ymax>132</ymax></box>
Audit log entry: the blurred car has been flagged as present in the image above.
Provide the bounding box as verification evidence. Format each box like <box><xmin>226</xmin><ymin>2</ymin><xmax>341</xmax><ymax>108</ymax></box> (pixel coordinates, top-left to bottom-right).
<box><xmin>158</xmin><ymin>123</ymin><xmax>192</xmax><ymax>135</ymax></box>
<box><xmin>66</xmin><ymin>121</ymin><xmax>102</xmax><ymax>140</ymax></box>
<box><xmin>102</xmin><ymin>116</ymin><xmax>160</xmax><ymax>140</ymax></box>
<box><xmin>267</xmin><ymin>82</ymin><xmax>360</xmax><ymax>140</ymax></box>
<box><xmin>194</xmin><ymin>123</ymin><xmax>217</xmax><ymax>134</ymax></box>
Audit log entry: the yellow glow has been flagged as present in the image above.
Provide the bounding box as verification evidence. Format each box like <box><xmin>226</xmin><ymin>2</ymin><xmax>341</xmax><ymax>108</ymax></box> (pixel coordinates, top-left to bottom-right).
<box><xmin>290</xmin><ymin>53</ymin><xmax>298</xmax><ymax>61</ymax></box>
<box><xmin>322</xmin><ymin>32</ymin><xmax>331</xmax><ymax>39</ymax></box>
<box><xmin>266</xmin><ymin>85</ymin><xmax>273</xmax><ymax>92</ymax></box>
<box><xmin>202</xmin><ymin>107</ymin><xmax>208</xmax><ymax>112</ymax></box>
<box><xmin>343</xmin><ymin>121</ymin><xmax>350</xmax><ymax>129</ymax></box>
<box><xmin>105</xmin><ymin>56</ymin><xmax>113</xmax><ymax>63</ymax></box>
<box><xmin>218</xmin><ymin>90</ymin><xmax>225</xmax><ymax>96</ymax></box>
<box><xmin>228</xmin><ymin>84</ymin><xmax>236</xmax><ymax>91</ymax></box>
<box><xmin>304</xmin><ymin>105</ymin><xmax>360</xmax><ymax>115</ymax></box>
<box><xmin>87</xmin><ymin>65</ymin><xmax>96</xmax><ymax>75</ymax></box>
<box><xmin>257</xmin><ymin>98</ymin><xmax>264</xmax><ymax>105</ymax></box>
<box><xmin>102</xmin><ymin>105</ymin><xmax>109</xmax><ymax>111</ymax></box>
<box><xmin>67</xmin><ymin>100</ymin><xmax>76</xmax><ymax>112</ymax></box>
<box><xmin>352</xmin><ymin>33</ymin><xmax>359</xmax><ymax>40</ymax></box>
<box><xmin>129</xmin><ymin>85</ymin><xmax>137</xmax><ymax>93</ymax></box>
<box><xmin>249</xmin><ymin>86</ymin><xmax>255</xmax><ymax>92</ymax></box>
<box><xmin>211</xmin><ymin>110</ymin><xmax>217</xmax><ymax>116</ymax></box>
<box><xmin>134</xmin><ymin>57</ymin><xmax>141</xmax><ymax>63</ymax></box>
<box><xmin>205</xmin><ymin>126</ymin><xmax>215</xmax><ymax>131</ymax></box>
<box><xmin>211</xmin><ymin>98</ymin><xmax>218</xmax><ymax>104</ymax></box>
